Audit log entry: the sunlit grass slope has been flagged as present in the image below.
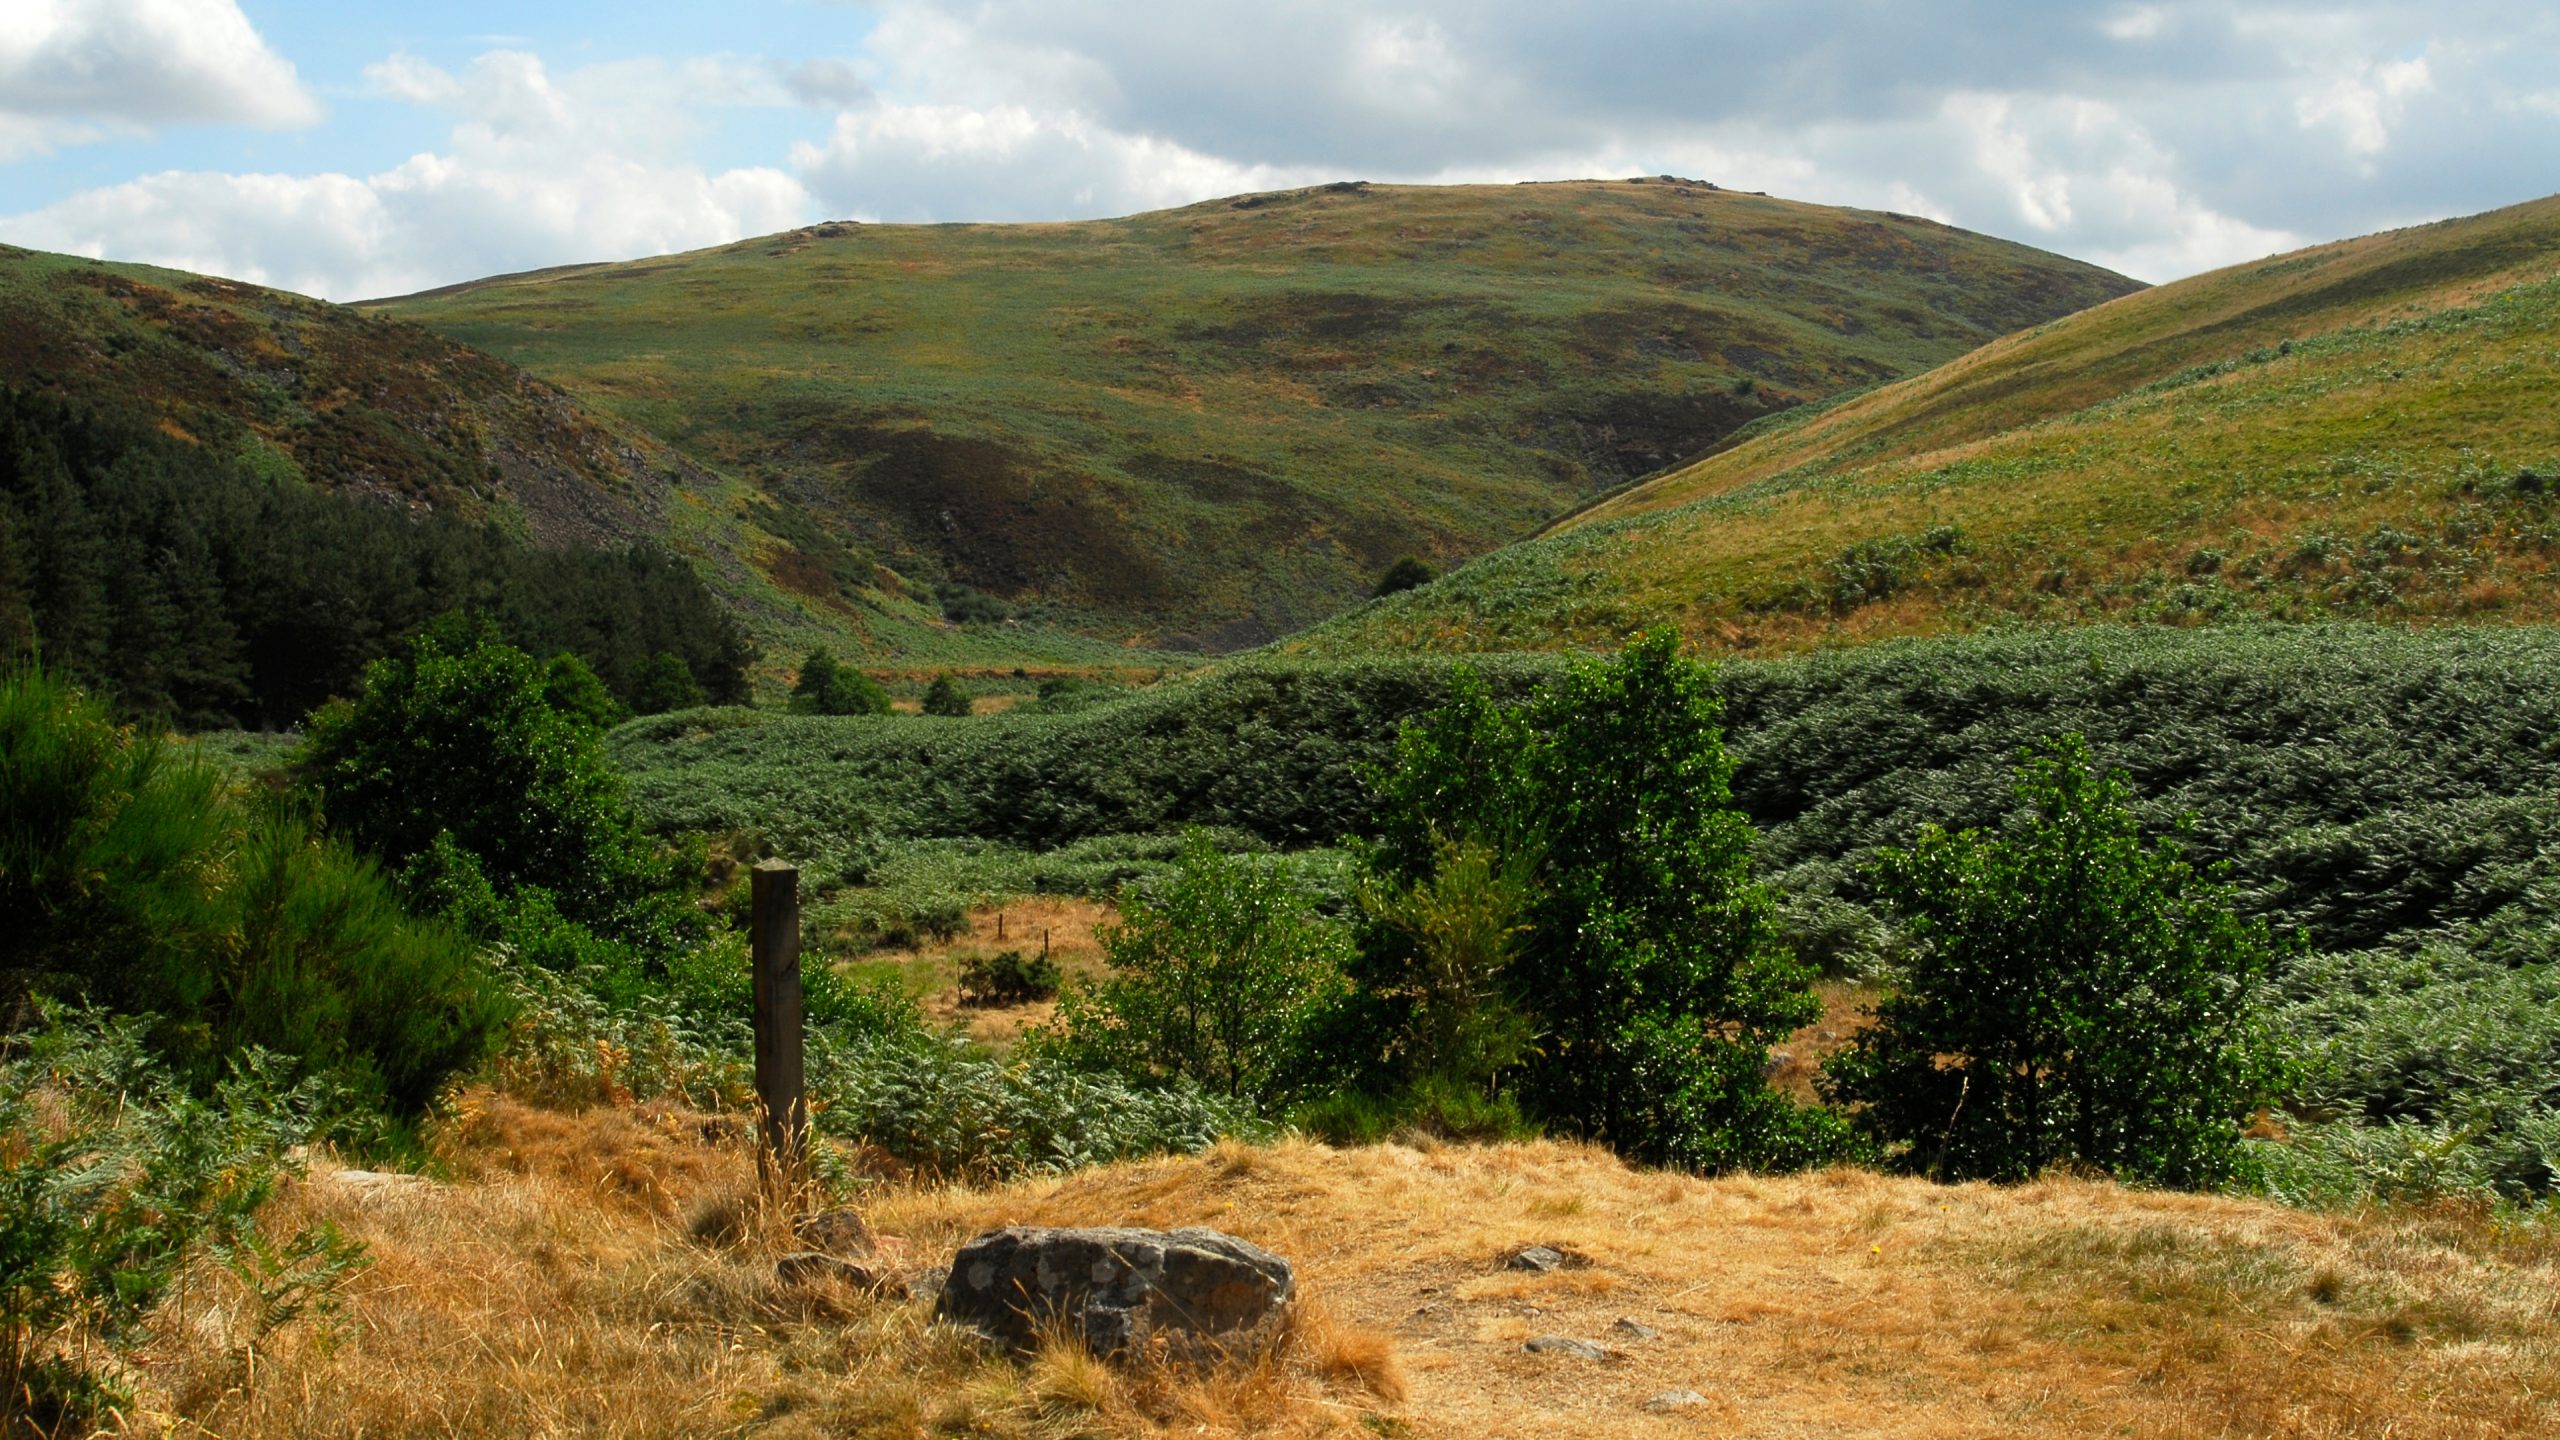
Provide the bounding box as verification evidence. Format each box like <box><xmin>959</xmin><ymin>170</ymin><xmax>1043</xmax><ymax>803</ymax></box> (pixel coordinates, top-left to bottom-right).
<box><xmin>1303</xmin><ymin>192</ymin><xmax>2560</xmax><ymax>655</ymax></box>
<box><xmin>377</xmin><ymin>179</ymin><xmax>2135</xmax><ymax>651</ymax></box>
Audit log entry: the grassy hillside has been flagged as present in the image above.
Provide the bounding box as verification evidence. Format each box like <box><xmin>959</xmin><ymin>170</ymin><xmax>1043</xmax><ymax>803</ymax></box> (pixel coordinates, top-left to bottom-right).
<box><xmin>378</xmin><ymin>180</ymin><xmax>2136</xmax><ymax>651</ymax></box>
<box><xmin>0</xmin><ymin>243</ymin><xmax>1184</xmax><ymax>677</ymax></box>
<box><xmin>1304</xmin><ymin>193</ymin><xmax>2560</xmax><ymax>655</ymax></box>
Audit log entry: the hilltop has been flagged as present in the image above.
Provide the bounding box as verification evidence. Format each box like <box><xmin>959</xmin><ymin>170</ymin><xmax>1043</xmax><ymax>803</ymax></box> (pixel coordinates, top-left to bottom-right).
<box><xmin>1303</xmin><ymin>192</ymin><xmax>2560</xmax><ymax>656</ymax></box>
<box><xmin>377</xmin><ymin>179</ymin><xmax>2137</xmax><ymax>651</ymax></box>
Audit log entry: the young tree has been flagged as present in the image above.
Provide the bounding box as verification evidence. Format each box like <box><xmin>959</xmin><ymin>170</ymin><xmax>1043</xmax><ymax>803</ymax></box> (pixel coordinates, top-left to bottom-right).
<box><xmin>1822</xmin><ymin>735</ymin><xmax>2283</xmax><ymax>1187</ymax></box>
<box><xmin>1046</xmin><ymin>832</ymin><xmax>1349</xmax><ymax>1104</ymax></box>
<box><xmin>1361</xmin><ymin>628</ymin><xmax>1845</xmax><ymax>1171</ymax></box>
<box><xmin>920</xmin><ymin>673</ymin><xmax>973</xmax><ymax>717</ymax></box>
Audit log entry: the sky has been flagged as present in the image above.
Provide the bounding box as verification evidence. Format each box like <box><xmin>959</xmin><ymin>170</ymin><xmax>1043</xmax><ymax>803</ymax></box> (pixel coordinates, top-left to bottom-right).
<box><xmin>0</xmin><ymin>0</ymin><xmax>2553</xmax><ymax>300</ymax></box>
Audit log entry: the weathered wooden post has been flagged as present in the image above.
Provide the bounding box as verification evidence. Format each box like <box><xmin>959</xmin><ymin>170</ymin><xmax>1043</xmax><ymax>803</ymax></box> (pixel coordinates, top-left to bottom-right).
<box><xmin>750</xmin><ymin>860</ymin><xmax>807</xmax><ymax>1198</ymax></box>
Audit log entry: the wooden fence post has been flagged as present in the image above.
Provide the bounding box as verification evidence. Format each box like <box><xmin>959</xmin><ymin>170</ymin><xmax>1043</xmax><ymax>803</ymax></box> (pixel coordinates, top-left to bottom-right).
<box><xmin>750</xmin><ymin>860</ymin><xmax>807</xmax><ymax>1198</ymax></box>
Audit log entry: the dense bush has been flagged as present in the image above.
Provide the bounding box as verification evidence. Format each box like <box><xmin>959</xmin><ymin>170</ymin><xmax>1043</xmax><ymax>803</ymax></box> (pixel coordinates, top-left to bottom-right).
<box><xmin>920</xmin><ymin>673</ymin><xmax>973</xmax><ymax>717</ymax></box>
<box><xmin>957</xmin><ymin>950</ymin><xmax>1061</xmax><ymax>1007</ymax></box>
<box><xmin>0</xmin><ymin>384</ymin><xmax>750</xmax><ymax>728</ymax></box>
<box><xmin>791</xmin><ymin>649</ymin><xmax>891</xmax><ymax>716</ymax></box>
<box><xmin>2</xmin><ymin>668</ymin><xmax>506</xmax><ymax>1115</ymax></box>
<box><xmin>1356</xmin><ymin>630</ymin><xmax>1848</xmax><ymax>1172</ymax></box>
<box><xmin>1823</xmin><ymin>737</ymin><xmax>2284</xmax><ymax>1187</ymax></box>
<box><xmin>1044</xmin><ymin>832</ymin><xmax>1351</xmax><ymax>1103</ymax></box>
<box><xmin>300</xmin><ymin>622</ymin><xmax>690</xmax><ymax>955</ymax></box>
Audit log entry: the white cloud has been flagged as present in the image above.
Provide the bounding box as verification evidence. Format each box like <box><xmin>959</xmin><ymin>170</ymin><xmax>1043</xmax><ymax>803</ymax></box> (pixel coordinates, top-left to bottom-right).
<box><xmin>793</xmin><ymin>102</ymin><xmax>1319</xmax><ymax>221</ymax></box>
<box><xmin>2102</xmin><ymin>7</ymin><xmax>2169</xmax><ymax>42</ymax></box>
<box><xmin>5</xmin><ymin>49</ymin><xmax>813</xmax><ymax>299</ymax></box>
<box><xmin>0</xmin><ymin>0</ymin><xmax>319</xmax><ymax>138</ymax></box>
<box><xmin>1884</xmin><ymin>182</ymin><xmax>1953</xmax><ymax>224</ymax></box>
<box><xmin>2297</xmin><ymin>54</ymin><xmax>2434</xmax><ymax>161</ymax></box>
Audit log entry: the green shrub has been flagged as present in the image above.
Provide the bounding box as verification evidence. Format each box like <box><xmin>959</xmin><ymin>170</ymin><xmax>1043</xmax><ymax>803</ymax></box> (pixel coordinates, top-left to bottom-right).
<box><xmin>543</xmin><ymin>652</ymin><xmax>628</xmax><ymax>732</ymax></box>
<box><xmin>791</xmin><ymin>649</ymin><xmax>891</xmax><ymax>716</ymax></box>
<box><xmin>1371</xmin><ymin>555</ymin><xmax>1437</xmax><ymax>597</ymax></box>
<box><xmin>1361</xmin><ymin>630</ymin><xmax>1849</xmax><ymax>1173</ymax></box>
<box><xmin>1043</xmin><ymin>832</ymin><xmax>1350</xmax><ymax>1105</ymax></box>
<box><xmin>1824</xmin><ymin>736</ymin><xmax>2284</xmax><ymax>1187</ymax></box>
<box><xmin>299</xmin><ymin>621</ymin><xmax>687</xmax><ymax>952</ymax></box>
<box><xmin>1354</xmin><ymin>835</ymin><xmax>1536</xmax><ymax>1094</ymax></box>
<box><xmin>2</xmin><ymin>668</ymin><xmax>506</xmax><ymax>1116</ymax></box>
<box><xmin>921</xmin><ymin>674</ymin><xmax>974</xmax><ymax>717</ymax></box>
<box><xmin>958</xmin><ymin>950</ymin><xmax>1061</xmax><ymax>1007</ymax></box>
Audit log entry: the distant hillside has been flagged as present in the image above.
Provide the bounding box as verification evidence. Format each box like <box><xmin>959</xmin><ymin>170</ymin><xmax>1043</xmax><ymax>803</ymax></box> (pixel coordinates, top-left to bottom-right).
<box><xmin>378</xmin><ymin>179</ymin><xmax>2137</xmax><ymax>651</ymax></box>
<box><xmin>1302</xmin><ymin>193</ymin><xmax>2560</xmax><ymax>656</ymax></box>
<box><xmin>0</xmin><ymin>243</ymin><xmax>1157</xmax><ymax>677</ymax></box>
<box><xmin>0</xmin><ymin>243</ymin><xmax>680</xmax><ymax>549</ymax></box>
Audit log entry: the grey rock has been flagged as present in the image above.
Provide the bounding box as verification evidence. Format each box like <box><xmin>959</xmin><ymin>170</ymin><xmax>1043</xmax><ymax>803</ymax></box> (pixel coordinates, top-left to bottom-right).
<box><xmin>1612</xmin><ymin>1317</ymin><xmax>1661</xmax><ymax>1341</ymax></box>
<box><xmin>1505</xmin><ymin>1245</ymin><xmax>1567</xmax><ymax>1272</ymax></box>
<box><xmin>1522</xmin><ymin>1335</ymin><xmax>1611</xmax><ymax>1361</ymax></box>
<box><xmin>1644</xmin><ymin>1389</ymin><xmax>1711</xmax><ymax>1411</ymax></box>
<box><xmin>775</xmin><ymin>1250</ymin><xmax>906</xmax><ymax>1297</ymax></box>
<box><xmin>934</xmin><ymin>1226</ymin><xmax>1293</xmax><ymax>1361</ymax></box>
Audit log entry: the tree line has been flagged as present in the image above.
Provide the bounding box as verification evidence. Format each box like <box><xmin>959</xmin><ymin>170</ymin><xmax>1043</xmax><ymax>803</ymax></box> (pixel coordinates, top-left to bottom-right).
<box><xmin>0</xmin><ymin>384</ymin><xmax>752</xmax><ymax>728</ymax></box>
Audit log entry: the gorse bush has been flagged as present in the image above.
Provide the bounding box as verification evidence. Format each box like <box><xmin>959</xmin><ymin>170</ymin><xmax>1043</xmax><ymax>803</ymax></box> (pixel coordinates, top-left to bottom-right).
<box><xmin>958</xmin><ymin>950</ymin><xmax>1061</xmax><ymax>1007</ymax></box>
<box><xmin>920</xmin><ymin>674</ymin><xmax>973</xmax><ymax>717</ymax></box>
<box><xmin>1</xmin><ymin>667</ymin><xmax>505</xmax><ymax>1116</ymax></box>
<box><xmin>1824</xmin><ymin>737</ymin><xmax>2284</xmax><ymax>1187</ymax></box>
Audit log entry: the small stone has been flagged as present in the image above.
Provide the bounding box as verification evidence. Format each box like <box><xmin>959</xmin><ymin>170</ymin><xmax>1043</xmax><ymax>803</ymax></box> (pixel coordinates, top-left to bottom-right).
<box><xmin>1611</xmin><ymin>1317</ymin><xmax>1661</xmax><ymax>1341</ymax></box>
<box><xmin>1644</xmin><ymin>1390</ymin><xmax>1711</xmax><ymax>1412</ymax></box>
<box><xmin>1505</xmin><ymin>1245</ymin><xmax>1566</xmax><ymax>1272</ymax></box>
<box><xmin>776</xmin><ymin>1250</ymin><xmax>908</xmax><ymax>1297</ymax></box>
<box><xmin>1522</xmin><ymin>1335</ymin><xmax>1611</xmax><ymax>1361</ymax></box>
<box><xmin>794</xmin><ymin>1206</ymin><xmax>877</xmax><ymax>1257</ymax></box>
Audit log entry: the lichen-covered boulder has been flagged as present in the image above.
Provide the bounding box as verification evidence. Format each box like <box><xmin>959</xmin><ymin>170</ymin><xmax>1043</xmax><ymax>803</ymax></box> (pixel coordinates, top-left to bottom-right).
<box><xmin>934</xmin><ymin>1225</ymin><xmax>1294</xmax><ymax>1360</ymax></box>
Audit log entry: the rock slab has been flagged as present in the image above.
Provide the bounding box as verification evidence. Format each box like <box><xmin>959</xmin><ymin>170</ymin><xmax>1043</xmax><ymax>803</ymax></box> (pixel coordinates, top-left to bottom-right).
<box><xmin>935</xmin><ymin>1226</ymin><xmax>1294</xmax><ymax>1360</ymax></box>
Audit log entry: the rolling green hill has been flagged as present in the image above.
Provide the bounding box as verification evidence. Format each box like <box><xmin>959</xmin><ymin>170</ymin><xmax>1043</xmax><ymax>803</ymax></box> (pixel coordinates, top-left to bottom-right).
<box><xmin>377</xmin><ymin>179</ymin><xmax>2137</xmax><ymax>651</ymax></box>
<box><xmin>1300</xmin><ymin>193</ymin><xmax>2560</xmax><ymax>656</ymax></box>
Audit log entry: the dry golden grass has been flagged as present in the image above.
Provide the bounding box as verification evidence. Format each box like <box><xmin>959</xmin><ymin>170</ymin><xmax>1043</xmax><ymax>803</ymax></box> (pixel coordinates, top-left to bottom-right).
<box><xmin>878</xmin><ymin>896</ymin><xmax>1116</xmax><ymax>1047</ymax></box>
<box><xmin>102</xmin><ymin>1096</ymin><xmax>2560</xmax><ymax>1439</ymax></box>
